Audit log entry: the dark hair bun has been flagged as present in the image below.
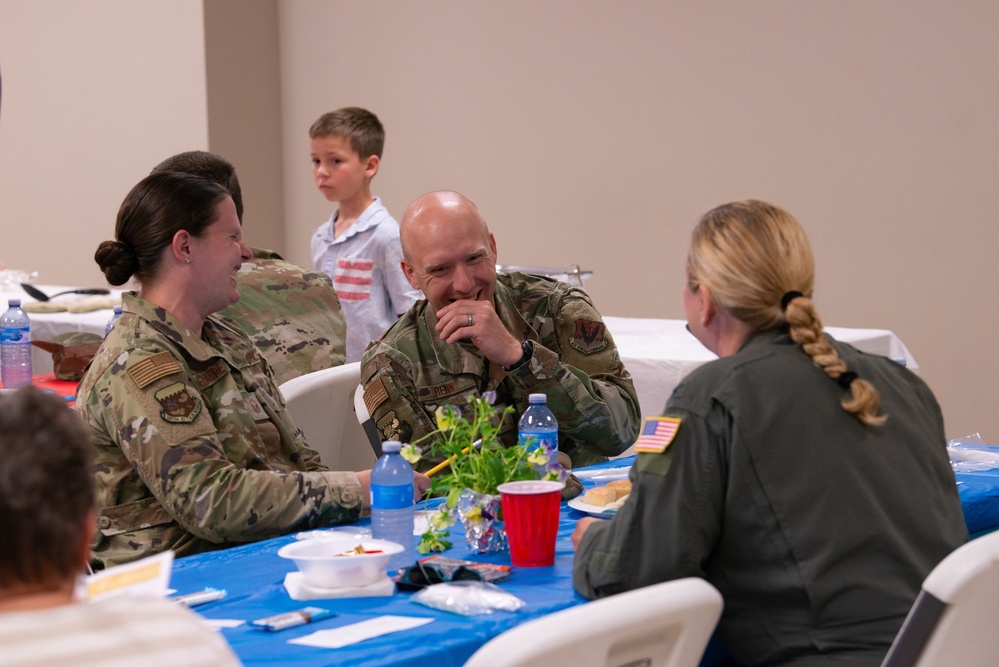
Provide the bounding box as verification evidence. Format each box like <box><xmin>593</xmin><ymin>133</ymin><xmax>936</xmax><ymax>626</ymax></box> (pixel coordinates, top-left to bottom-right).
<box><xmin>94</xmin><ymin>240</ymin><xmax>138</xmax><ymax>286</ymax></box>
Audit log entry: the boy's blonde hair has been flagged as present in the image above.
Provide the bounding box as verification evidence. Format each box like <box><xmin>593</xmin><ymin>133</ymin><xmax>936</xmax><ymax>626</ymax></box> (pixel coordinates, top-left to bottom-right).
<box><xmin>309</xmin><ymin>107</ymin><xmax>384</xmax><ymax>159</ymax></box>
<box><xmin>687</xmin><ymin>199</ymin><xmax>885</xmax><ymax>426</ymax></box>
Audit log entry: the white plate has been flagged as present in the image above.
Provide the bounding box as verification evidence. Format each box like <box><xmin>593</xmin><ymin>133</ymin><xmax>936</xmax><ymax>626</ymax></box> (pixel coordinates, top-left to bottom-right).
<box><xmin>567</xmin><ymin>496</ymin><xmax>617</xmax><ymax>518</ymax></box>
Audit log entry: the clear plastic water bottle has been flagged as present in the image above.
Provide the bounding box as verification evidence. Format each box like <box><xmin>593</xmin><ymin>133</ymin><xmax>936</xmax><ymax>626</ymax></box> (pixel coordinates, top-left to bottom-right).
<box><xmin>0</xmin><ymin>299</ymin><xmax>33</xmax><ymax>388</ymax></box>
<box><xmin>104</xmin><ymin>304</ymin><xmax>122</xmax><ymax>337</ymax></box>
<box><xmin>518</xmin><ymin>393</ymin><xmax>559</xmax><ymax>472</ymax></box>
<box><xmin>370</xmin><ymin>440</ymin><xmax>415</xmax><ymax>572</ymax></box>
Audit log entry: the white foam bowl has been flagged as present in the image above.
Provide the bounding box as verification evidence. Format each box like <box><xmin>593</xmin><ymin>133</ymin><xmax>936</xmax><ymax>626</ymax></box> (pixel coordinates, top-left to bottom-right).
<box><xmin>277</xmin><ymin>537</ymin><xmax>404</xmax><ymax>588</ymax></box>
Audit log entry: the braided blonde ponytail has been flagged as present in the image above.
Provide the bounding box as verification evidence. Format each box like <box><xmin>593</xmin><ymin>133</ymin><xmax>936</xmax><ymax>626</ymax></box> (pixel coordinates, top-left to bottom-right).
<box><xmin>784</xmin><ymin>295</ymin><xmax>886</xmax><ymax>426</ymax></box>
<box><xmin>688</xmin><ymin>200</ymin><xmax>886</xmax><ymax>426</ymax></box>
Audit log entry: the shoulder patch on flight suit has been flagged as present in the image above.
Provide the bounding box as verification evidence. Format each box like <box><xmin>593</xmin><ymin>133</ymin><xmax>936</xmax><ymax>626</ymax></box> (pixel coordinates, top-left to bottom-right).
<box><xmin>633</xmin><ymin>416</ymin><xmax>681</xmax><ymax>454</ymax></box>
<box><xmin>364</xmin><ymin>376</ymin><xmax>389</xmax><ymax>416</ymax></box>
<box><xmin>153</xmin><ymin>382</ymin><xmax>202</xmax><ymax>424</ymax></box>
<box><xmin>127</xmin><ymin>351</ymin><xmax>182</xmax><ymax>388</ymax></box>
<box><xmin>569</xmin><ymin>319</ymin><xmax>608</xmax><ymax>355</ymax></box>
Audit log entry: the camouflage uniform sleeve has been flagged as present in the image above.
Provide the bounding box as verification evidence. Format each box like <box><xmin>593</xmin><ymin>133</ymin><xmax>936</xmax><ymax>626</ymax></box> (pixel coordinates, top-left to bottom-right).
<box><xmin>88</xmin><ymin>347</ymin><xmax>362</xmax><ymax>544</ymax></box>
<box><xmin>360</xmin><ymin>350</ymin><xmax>438</xmax><ymax>450</ymax></box>
<box><xmin>507</xmin><ymin>293</ymin><xmax>641</xmax><ymax>460</ymax></box>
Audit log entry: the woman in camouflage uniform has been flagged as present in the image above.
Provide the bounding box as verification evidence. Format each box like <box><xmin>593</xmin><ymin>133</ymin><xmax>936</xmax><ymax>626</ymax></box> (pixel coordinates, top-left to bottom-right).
<box><xmin>78</xmin><ymin>171</ymin><xmax>427</xmax><ymax>569</ymax></box>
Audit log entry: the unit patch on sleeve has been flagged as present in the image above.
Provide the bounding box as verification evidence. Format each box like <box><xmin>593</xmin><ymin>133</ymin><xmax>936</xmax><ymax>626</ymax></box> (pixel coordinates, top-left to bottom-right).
<box><xmin>633</xmin><ymin>416</ymin><xmax>681</xmax><ymax>454</ymax></box>
<box><xmin>569</xmin><ymin>319</ymin><xmax>608</xmax><ymax>355</ymax></box>
<box><xmin>154</xmin><ymin>382</ymin><xmax>202</xmax><ymax>424</ymax></box>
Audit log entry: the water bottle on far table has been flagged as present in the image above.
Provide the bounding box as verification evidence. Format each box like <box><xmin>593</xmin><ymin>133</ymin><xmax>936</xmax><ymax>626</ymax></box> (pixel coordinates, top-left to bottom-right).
<box><xmin>0</xmin><ymin>299</ymin><xmax>32</xmax><ymax>388</ymax></box>
<box><xmin>518</xmin><ymin>393</ymin><xmax>559</xmax><ymax>473</ymax></box>
<box><xmin>370</xmin><ymin>440</ymin><xmax>415</xmax><ymax>572</ymax></box>
<box><xmin>104</xmin><ymin>304</ymin><xmax>122</xmax><ymax>337</ymax></box>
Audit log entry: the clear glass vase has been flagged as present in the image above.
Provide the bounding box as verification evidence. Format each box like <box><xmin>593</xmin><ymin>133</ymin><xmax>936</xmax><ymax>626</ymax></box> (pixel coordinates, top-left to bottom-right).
<box><xmin>456</xmin><ymin>489</ymin><xmax>507</xmax><ymax>553</ymax></box>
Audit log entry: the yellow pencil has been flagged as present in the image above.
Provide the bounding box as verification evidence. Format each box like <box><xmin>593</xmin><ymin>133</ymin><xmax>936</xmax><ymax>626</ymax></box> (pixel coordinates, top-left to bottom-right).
<box><xmin>424</xmin><ymin>439</ymin><xmax>483</xmax><ymax>477</ymax></box>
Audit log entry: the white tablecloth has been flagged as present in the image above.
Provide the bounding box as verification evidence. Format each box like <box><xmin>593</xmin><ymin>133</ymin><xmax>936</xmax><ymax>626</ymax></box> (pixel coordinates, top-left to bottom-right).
<box><xmin>0</xmin><ymin>284</ymin><xmax>121</xmax><ymax>374</ymax></box>
<box><xmin>604</xmin><ymin>316</ymin><xmax>918</xmax><ymax>434</ymax></box>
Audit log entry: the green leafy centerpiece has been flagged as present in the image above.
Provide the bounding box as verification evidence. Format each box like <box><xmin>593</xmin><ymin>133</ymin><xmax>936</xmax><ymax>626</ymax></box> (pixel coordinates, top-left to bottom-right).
<box><xmin>402</xmin><ymin>391</ymin><xmax>566</xmax><ymax>554</ymax></box>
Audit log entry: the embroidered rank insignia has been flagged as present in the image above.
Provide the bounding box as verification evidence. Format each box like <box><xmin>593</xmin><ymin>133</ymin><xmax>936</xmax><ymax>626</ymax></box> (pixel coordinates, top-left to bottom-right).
<box><xmin>633</xmin><ymin>416</ymin><xmax>681</xmax><ymax>454</ymax></box>
<box><xmin>364</xmin><ymin>377</ymin><xmax>389</xmax><ymax>416</ymax></box>
<box><xmin>153</xmin><ymin>382</ymin><xmax>202</xmax><ymax>424</ymax></box>
<box><xmin>569</xmin><ymin>319</ymin><xmax>608</xmax><ymax>355</ymax></box>
<box><xmin>127</xmin><ymin>352</ymin><xmax>182</xmax><ymax>389</ymax></box>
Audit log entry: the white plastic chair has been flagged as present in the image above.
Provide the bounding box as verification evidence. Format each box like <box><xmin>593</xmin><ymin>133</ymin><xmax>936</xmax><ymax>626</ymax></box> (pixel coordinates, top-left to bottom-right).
<box><xmin>463</xmin><ymin>578</ymin><xmax>723</xmax><ymax>667</ymax></box>
<box><xmin>882</xmin><ymin>530</ymin><xmax>999</xmax><ymax>666</ymax></box>
<box><xmin>279</xmin><ymin>362</ymin><xmax>376</xmax><ymax>472</ymax></box>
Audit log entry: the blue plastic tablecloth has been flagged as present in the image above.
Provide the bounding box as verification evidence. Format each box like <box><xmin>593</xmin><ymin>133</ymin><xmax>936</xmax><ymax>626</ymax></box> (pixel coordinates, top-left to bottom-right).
<box><xmin>170</xmin><ymin>456</ymin><xmax>993</xmax><ymax>666</ymax></box>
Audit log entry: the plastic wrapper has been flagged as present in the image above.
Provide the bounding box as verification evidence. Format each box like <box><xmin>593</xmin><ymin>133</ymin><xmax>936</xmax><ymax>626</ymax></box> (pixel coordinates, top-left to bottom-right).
<box><xmin>0</xmin><ymin>269</ymin><xmax>37</xmax><ymax>291</ymax></box>
<box><xmin>947</xmin><ymin>433</ymin><xmax>999</xmax><ymax>472</ymax></box>
<box><xmin>410</xmin><ymin>580</ymin><xmax>525</xmax><ymax>616</ymax></box>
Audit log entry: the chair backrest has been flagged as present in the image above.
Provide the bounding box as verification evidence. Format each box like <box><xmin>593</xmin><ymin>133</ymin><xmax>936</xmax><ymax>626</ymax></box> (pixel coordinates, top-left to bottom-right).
<box><xmin>462</xmin><ymin>578</ymin><xmax>723</xmax><ymax>667</ymax></box>
<box><xmin>279</xmin><ymin>362</ymin><xmax>376</xmax><ymax>472</ymax></box>
<box><xmin>882</xmin><ymin>530</ymin><xmax>999</xmax><ymax>666</ymax></box>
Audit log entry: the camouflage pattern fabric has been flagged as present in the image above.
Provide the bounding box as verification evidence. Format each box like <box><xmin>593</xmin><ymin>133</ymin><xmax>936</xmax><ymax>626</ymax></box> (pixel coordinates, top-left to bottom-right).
<box><xmin>77</xmin><ymin>293</ymin><xmax>362</xmax><ymax>569</ymax></box>
<box><xmin>361</xmin><ymin>272</ymin><xmax>641</xmax><ymax>473</ymax></box>
<box><xmin>219</xmin><ymin>248</ymin><xmax>347</xmax><ymax>386</ymax></box>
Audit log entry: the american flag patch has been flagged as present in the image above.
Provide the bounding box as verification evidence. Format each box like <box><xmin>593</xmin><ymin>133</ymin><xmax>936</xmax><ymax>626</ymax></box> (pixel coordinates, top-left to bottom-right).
<box><xmin>633</xmin><ymin>417</ymin><xmax>681</xmax><ymax>454</ymax></box>
<box><xmin>334</xmin><ymin>258</ymin><xmax>373</xmax><ymax>301</ymax></box>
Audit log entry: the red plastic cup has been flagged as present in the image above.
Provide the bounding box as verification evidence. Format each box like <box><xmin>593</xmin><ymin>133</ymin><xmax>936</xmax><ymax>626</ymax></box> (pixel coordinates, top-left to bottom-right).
<box><xmin>498</xmin><ymin>480</ymin><xmax>564</xmax><ymax>567</ymax></box>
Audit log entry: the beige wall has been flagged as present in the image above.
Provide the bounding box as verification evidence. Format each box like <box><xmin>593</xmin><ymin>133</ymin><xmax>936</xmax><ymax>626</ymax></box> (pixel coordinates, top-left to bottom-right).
<box><xmin>0</xmin><ymin>0</ymin><xmax>209</xmax><ymax>288</ymax></box>
<box><xmin>2</xmin><ymin>1</ymin><xmax>998</xmax><ymax>444</ymax></box>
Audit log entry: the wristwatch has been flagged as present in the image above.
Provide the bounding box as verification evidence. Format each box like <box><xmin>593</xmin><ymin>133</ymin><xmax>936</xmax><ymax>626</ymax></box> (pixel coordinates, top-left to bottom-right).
<box><xmin>503</xmin><ymin>339</ymin><xmax>533</xmax><ymax>372</ymax></box>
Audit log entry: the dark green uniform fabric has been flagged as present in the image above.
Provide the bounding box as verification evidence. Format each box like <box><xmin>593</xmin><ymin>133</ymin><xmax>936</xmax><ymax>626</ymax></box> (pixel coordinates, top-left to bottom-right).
<box><xmin>574</xmin><ymin>327</ymin><xmax>967</xmax><ymax>667</ymax></box>
<box><xmin>361</xmin><ymin>272</ymin><xmax>641</xmax><ymax>469</ymax></box>
<box><xmin>78</xmin><ymin>293</ymin><xmax>362</xmax><ymax>569</ymax></box>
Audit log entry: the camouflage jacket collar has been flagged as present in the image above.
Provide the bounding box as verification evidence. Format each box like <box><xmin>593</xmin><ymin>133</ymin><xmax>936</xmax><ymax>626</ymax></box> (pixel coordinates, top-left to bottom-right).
<box><xmin>122</xmin><ymin>293</ymin><xmax>256</xmax><ymax>366</ymax></box>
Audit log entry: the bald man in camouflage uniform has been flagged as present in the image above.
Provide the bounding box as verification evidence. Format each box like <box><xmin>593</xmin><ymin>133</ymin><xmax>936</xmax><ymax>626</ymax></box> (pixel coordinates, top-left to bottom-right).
<box><xmin>79</xmin><ymin>293</ymin><xmax>363</xmax><ymax>569</ymax></box>
<box><xmin>220</xmin><ymin>247</ymin><xmax>347</xmax><ymax>386</ymax></box>
<box><xmin>361</xmin><ymin>191</ymin><xmax>640</xmax><ymax>486</ymax></box>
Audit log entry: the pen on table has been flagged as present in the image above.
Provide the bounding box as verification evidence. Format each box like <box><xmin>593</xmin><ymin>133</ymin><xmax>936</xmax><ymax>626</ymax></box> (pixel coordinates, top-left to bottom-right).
<box><xmin>252</xmin><ymin>606</ymin><xmax>335</xmax><ymax>631</ymax></box>
<box><xmin>172</xmin><ymin>587</ymin><xmax>227</xmax><ymax>607</ymax></box>
<box><xmin>425</xmin><ymin>439</ymin><xmax>482</xmax><ymax>477</ymax></box>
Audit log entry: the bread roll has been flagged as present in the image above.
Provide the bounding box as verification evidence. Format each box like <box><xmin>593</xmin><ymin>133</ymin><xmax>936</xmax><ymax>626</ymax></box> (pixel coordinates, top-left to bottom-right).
<box><xmin>605</xmin><ymin>479</ymin><xmax>632</xmax><ymax>496</ymax></box>
<box><xmin>583</xmin><ymin>486</ymin><xmax>616</xmax><ymax>507</ymax></box>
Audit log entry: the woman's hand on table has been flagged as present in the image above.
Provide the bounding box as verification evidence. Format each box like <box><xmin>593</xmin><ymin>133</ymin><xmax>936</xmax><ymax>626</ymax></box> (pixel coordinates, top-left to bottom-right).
<box><xmin>571</xmin><ymin>517</ymin><xmax>602</xmax><ymax>551</ymax></box>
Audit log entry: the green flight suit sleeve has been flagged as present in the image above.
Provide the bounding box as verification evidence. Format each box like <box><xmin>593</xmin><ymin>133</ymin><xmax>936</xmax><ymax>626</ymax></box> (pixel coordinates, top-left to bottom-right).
<box><xmin>573</xmin><ymin>395</ymin><xmax>728</xmax><ymax>599</ymax></box>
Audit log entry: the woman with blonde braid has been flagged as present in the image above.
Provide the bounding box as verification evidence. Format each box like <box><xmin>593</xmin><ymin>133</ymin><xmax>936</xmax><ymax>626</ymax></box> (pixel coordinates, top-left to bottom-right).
<box><xmin>573</xmin><ymin>200</ymin><xmax>967</xmax><ymax>667</ymax></box>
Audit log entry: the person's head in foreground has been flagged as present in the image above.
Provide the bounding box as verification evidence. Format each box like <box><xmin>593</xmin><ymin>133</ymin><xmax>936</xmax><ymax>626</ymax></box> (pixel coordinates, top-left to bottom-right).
<box><xmin>94</xmin><ymin>171</ymin><xmax>252</xmax><ymax>333</ymax></box>
<box><xmin>0</xmin><ymin>387</ymin><xmax>93</xmax><ymax>609</ymax></box>
<box><xmin>572</xmin><ymin>199</ymin><xmax>967</xmax><ymax>667</ymax></box>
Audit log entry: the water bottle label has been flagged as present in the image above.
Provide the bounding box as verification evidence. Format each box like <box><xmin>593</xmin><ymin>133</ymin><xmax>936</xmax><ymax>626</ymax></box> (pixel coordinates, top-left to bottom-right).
<box><xmin>371</xmin><ymin>484</ymin><xmax>414</xmax><ymax>510</ymax></box>
<box><xmin>0</xmin><ymin>327</ymin><xmax>30</xmax><ymax>343</ymax></box>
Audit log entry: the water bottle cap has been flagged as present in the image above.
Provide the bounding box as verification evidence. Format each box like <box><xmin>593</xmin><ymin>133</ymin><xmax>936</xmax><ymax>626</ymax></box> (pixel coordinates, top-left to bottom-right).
<box><xmin>8</xmin><ymin>299</ymin><xmax>20</xmax><ymax>307</ymax></box>
<box><xmin>113</xmin><ymin>304</ymin><xmax>122</xmax><ymax>314</ymax></box>
<box><xmin>528</xmin><ymin>393</ymin><xmax>547</xmax><ymax>404</ymax></box>
<box><xmin>382</xmin><ymin>440</ymin><xmax>402</xmax><ymax>453</ymax></box>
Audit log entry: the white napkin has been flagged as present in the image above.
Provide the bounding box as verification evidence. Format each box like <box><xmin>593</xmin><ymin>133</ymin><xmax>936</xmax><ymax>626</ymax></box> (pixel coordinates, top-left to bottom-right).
<box><xmin>288</xmin><ymin>615</ymin><xmax>434</xmax><ymax>648</ymax></box>
<box><xmin>283</xmin><ymin>572</ymin><xmax>395</xmax><ymax>600</ymax></box>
